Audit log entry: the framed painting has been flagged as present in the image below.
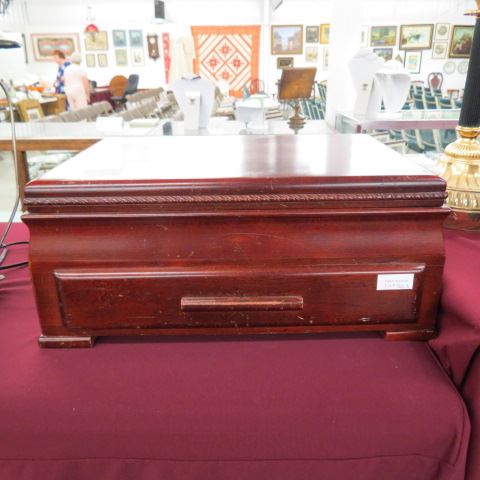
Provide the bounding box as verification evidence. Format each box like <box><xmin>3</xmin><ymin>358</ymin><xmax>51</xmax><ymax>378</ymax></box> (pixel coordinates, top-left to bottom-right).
<box><xmin>31</xmin><ymin>33</ymin><xmax>80</xmax><ymax>62</ymax></box>
<box><xmin>373</xmin><ymin>47</ymin><xmax>393</xmax><ymax>62</ymax></box>
<box><xmin>85</xmin><ymin>53</ymin><xmax>96</xmax><ymax>68</ymax></box>
<box><xmin>305</xmin><ymin>26</ymin><xmax>319</xmax><ymax>44</ymax></box>
<box><xmin>399</xmin><ymin>24</ymin><xmax>433</xmax><ymax>50</ymax></box>
<box><xmin>449</xmin><ymin>25</ymin><xmax>474</xmax><ymax>58</ymax></box>
<box><xmin>434</xmin><ymin>23</ymin><xmax>450</xmax><ymax>41</ymax></box>
<box><xmin>277</xmin><ymin>57</ymin><xmax>294</xmax><ymax>69</ymax></box>
<box><xmin>97</xmin><ymin>53</ymin><xmax>108</xmax><ymax>67</ymax></box>
<box><xmin>84</xmin><ymin>31</ymin><xmax>108</xmax><ymax>51</ymax></box>
<box><xmin>320</xmin><ymin>24</ymin><xmax>330</xmax><ymax>44</ymax></box>
<box><xmin>404</xmin><ymin>50</ymin><xmax>422</xmax><ymax>74</ymax></box>
<box><xmin>129</xmin><ymin>30</ymin><xmax>144</xmax><ymax>48</ymax></box>
<box><xmin>17</xmin><ymin>99</ymin><xmax>44</xmax><ymax>122</ymax></box>
<box><xmin>271</xmin><ymin>25</ymin><xmax>303</xmax><ymax>55</ymax></box>
<box><xmin>305</xmin><ymin>45</ymin><xmax>318</xmax><ymax>63</ymax></box>
<box><xmin>131</xmin><ymin>47</ymin><xmax>145</xmax><ymax>66</ymax></box>
<box><xmin>115</xmin><ymin>49</ymin><xmax>128</xmax><ymax>66</ymax></box>
<box><xmin>112</xmin><ymin>29</ymin><xmax>127</xmax><ymax>48</ymax></box>
<box><xmin>432</xmin><ymin>41</ymin><xmax>448</xmax><ymax>59</ymax></box>
<box><xmin>370</xmin><ymin>26</ymin><xmax>397</xmax><ymax>47</ymax></box>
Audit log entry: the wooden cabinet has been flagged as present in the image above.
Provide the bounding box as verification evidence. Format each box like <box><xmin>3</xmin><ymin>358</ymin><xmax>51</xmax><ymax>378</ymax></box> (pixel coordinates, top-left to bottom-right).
<box><xmin>23</xmin><ymin>134</ymin><xmax>449</xmax><ymax>347</ymax></box>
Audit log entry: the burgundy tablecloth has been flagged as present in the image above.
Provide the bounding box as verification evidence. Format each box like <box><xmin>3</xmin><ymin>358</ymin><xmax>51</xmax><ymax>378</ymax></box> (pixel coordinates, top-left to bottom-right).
<box><xmin>429</xmin><ymin>230</ymin><xmax>480</xmax><ymax>387</ymax></box>
<box><xmin>89</xmin><ymin>88</ymin><xmax>113</xmax><ymax>107</ymax></box>
<box><xmin>0</xmin><ymin>223</ymin><xmax>471</xmax><ymax>480</ymax></box>
<box><xmin>463</xmin><ymin>350</ymin><xmax>480</xmax><ymax>480</ymax></box>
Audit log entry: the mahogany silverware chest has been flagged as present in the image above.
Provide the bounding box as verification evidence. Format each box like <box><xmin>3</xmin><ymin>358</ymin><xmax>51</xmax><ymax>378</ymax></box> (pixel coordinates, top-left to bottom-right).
<box><xmin>23</xmin><ymin>134</ymin><xmax>449</xmax><ymax>348</ymax></box>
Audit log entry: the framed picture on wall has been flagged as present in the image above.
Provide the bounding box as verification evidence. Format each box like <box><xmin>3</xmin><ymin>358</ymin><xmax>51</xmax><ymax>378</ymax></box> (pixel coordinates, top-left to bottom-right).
<box><xmin>277</xmin><ymin>57</ymin><xmax>294</xmax><ymax>69</ymax></box>
<box><xmin>370</xmin><ymin>26</ymin><xmax>397</xmax><ymax>47</ymax></box>
<box><xmin>404</xmin><ymin>50</ymin><xmax>422</xmax><ymax>74</ymax></box>
<box><xmin>84</xmin><ymin>31</ymin><xmax>108</xmax><ymax>51</ymax></box>
<box><xmin>434</xmin><ymin>23</ymin><xmax>450</xmax><ymax>41</ymax></box>
<box><xmin>112</xmin><ymin>30</ymin><xmax>127</xmax><ymax>48</ymax></box>
<box><xmin>432</xmin><ymin>41</ymin><xmax>448</xmax><ymax>59</ymax></box>
<box><xmin>305</xmin><ymin>26</ymin><xmax>319</xmax><ymax>43</ymax></box>
<box><xmin>399</xmin><ymin>24</ymin><xmax>433</xmax><ymax>50</ymax></box>
<box><xmin>129</xmin><ymin>30</ymin><xmax>144</xmax><ymax>48</ymax></box>
<box><xmin>131</xmin><ymin>47</ymin><xmax>145</xmax><ymax>66</ymax></box>
<box><xmin>97</xmin><ymin>53</ymin><xmax>108</xmax><ymax>67</ymax></box>
<box><xmin>319</xmin><ymin>24</ymin><xmax>330</xmax><ymax>44</ymax></box>
<box><xmin>373</xmin><ymin>47</ymin><xmax>393</xmax><ymax>62</ymax></box>
<box><xmin>305</xmin><ymin>45</ymin><xmax>319</xmax><ymax>63</ymax></box>
<box><xmin>30</xmin><ymin>33</ymin><xmax>80</xmax><ymax>61</ymax></box>
<box><xmin>85</xmin><ymin>53</ymin><xmax>96</xmax><ymax>68</ymax></box>
<box><xmin>449</xmin><ymin>25</ymin><xmax>474</xmax><ymax>58</ymax></box>
<box><xmin>115</xmin><ymin>49</ymin><xmax>128</xmax><ymax>66</ymax></box>
<box><xmin>271</xmin><ymin>25</ymin><xmax>303</xmax><ymax>55</ymax></box>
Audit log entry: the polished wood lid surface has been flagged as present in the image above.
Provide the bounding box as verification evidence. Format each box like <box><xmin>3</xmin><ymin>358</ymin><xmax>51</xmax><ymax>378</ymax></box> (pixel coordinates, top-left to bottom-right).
<box><xmin>25</xmin><ymin>134</ymin><xmax>446</xmax><ymax>211</ymax></box>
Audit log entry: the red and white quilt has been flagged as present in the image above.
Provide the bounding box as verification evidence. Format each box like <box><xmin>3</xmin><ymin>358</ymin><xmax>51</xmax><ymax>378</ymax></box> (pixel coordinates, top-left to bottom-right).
<box><xmin>191</xmin><ymin>26</ymin><xmax>261</xmax><ymax>97</ymax></box>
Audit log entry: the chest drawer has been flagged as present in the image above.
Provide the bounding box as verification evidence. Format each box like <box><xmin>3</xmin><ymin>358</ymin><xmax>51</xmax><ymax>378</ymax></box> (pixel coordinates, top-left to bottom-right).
<box><xmin>54</xmin><ymin>263</ymin><xmax>425</xmax><ymax>331</ymax></box>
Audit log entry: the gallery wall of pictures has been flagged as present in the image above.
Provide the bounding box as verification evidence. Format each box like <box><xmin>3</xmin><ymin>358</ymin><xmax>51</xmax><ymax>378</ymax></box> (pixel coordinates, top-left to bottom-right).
<box><xmin>6</xmin><ymin>0</ymin><xmax>475</xmax><ymax>94</ymax></box>
<box><xmin>271</xmin><ymin>23</ymin><xmax>330</xmax><ymax>73</ymax></box>
<box><xmin>29</xmin><ymin>29</ymin><xmax>152</xmax><ymax>70</ymax></box>
<box><xmin>361</xmin><ymin>22</ymin><xmax>474</xmax><ymax>78</ymax></box>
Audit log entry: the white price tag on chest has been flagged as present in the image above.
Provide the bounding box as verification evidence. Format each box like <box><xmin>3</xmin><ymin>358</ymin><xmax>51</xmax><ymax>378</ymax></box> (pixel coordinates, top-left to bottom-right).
<box><xmin>377</xmin><ymin>274</ymin><xmax>414</xmax><ymax>291</ymax></box>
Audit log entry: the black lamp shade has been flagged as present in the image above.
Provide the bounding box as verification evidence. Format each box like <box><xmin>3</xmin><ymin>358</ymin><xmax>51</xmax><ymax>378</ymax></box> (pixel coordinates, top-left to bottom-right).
<box><xmin>459</xmin><ymin>19</ymin><xmax>480</xmax><ymax>127</ymax></box>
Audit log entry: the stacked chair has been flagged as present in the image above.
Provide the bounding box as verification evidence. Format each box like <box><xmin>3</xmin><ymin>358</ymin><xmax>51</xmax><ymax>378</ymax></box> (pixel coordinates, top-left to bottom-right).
<box><xmin>298</xmin><ymin>81</ymin><xmax>327</xmax><ymax>121</ymax></box>
<box><xmin>36</xmin><ymin>101</ymin><xmax>113</xmax><ymax>123</ymax></box>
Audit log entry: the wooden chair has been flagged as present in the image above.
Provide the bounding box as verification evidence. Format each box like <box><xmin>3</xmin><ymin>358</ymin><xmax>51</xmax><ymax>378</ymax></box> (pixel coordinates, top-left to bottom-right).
<box><xmin>109</xmin><ymin>75</ymin><xmax>128</xmax><ymax>97</ymax></box>
<box><xmin>428</xmin><ymin>72</ymin><xmax>443</xmax><ymax>92</ymax></box>
<box><xmin>111</xmin><ymin>74</ymin><xmax>140</xmax><ymax>110</ymax></box>
<box><xmin>16</xmin><ymin>99</ymin><xmax>45</xmax><ymax>122</ymax></box>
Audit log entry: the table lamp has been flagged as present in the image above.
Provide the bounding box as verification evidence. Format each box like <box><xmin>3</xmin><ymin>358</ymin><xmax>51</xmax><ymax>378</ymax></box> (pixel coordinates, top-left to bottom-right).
<box><xmin>0</xmin><ymin>32</ymin><xmax>22</xmax><ymax>280</ymax></box>
<box><xmin>437</xmin><ymin>0</ymin><xmax>480</xmax><ymax>229</ymax></box>
<box><xmin>277</xmin><ymin>67</ymin><xmax>317</xmax><ymax>132</ymax></box>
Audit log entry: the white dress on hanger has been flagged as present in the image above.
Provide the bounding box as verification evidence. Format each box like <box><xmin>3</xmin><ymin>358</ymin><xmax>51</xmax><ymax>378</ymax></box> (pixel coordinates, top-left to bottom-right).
<box><xmin>170</xmin><ymin>36</ymin><xmax>195</xmax><ymax>83</ymax></box>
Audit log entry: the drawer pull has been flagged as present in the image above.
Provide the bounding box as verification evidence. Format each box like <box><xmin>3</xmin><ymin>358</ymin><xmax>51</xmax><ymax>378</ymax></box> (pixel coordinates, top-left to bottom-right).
<box><xmin>181</xmin><ymin>296</ymin><xmax>304</xmax><ymax>312</ymax></box>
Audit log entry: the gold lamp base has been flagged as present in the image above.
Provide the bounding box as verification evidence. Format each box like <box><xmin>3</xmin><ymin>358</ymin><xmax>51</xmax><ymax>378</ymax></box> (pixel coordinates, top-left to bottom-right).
<box><xmin>437</xmin><ymin>126</ymin><xmax>480</xmax><ymax>230</ymax></box>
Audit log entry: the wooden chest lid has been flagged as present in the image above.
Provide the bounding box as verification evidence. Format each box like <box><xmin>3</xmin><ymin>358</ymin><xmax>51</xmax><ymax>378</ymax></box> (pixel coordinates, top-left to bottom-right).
<box><xmin>24</xmin><ymin>134</ymin><xmax>447</xmax><ymax>212</ymax></box>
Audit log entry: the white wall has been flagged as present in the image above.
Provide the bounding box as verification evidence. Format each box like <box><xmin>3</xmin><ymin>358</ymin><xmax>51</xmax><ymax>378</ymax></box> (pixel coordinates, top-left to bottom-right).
<box><xmin>0</xmin><ymin>0</ymin><xmax>475</xmax><ymax>94</ymax></box>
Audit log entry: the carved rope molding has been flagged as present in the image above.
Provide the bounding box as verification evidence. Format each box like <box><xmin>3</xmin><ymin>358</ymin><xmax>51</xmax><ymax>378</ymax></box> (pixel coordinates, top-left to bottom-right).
<box><xmin>24</xmin><ymin>192</ymin><xmax>448</xmax><ymax>206</ymax></box>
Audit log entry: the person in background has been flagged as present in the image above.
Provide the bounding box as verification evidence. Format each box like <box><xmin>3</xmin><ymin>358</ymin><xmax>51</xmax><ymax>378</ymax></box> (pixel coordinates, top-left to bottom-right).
<box><xmin>52</xmin><ymin>49</ymin><xmax>70</xmax><ymax>94</ymax></box>
<box><xmin>64</xmin><ymin>53</ymin><xmax>90</xmax><ymax>110</ymax></box>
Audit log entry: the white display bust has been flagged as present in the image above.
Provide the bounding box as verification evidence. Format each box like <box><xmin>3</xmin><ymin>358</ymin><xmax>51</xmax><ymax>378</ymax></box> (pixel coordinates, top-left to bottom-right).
<box><xmin>171</xmin><ymin>76</ymin><xmax>215</xmax><ymax>132</ymax></box>
<box><xmin>349</xmin><ymin>50</ymin><xmax>411</xmax><ymax>118</ymax></box>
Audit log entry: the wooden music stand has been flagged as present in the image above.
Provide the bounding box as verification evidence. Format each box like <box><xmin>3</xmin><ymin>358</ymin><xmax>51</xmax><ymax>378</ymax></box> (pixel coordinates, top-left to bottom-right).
<box><xmin>278</xmin><ymin>67</ymin><xmax>317</xmax><ymax>132</ymax></box>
